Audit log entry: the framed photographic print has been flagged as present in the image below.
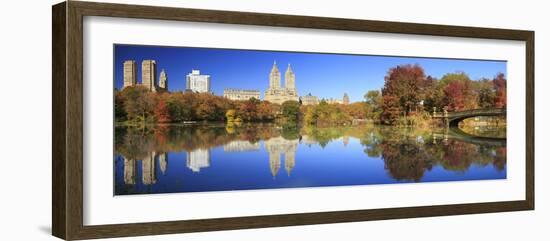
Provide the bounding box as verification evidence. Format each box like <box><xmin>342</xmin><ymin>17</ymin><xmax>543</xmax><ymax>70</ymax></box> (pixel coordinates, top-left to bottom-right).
<box><xmin>52</xmin><ymin>1</ymin><xmax>534</xmax><ymax>240</ymax></box>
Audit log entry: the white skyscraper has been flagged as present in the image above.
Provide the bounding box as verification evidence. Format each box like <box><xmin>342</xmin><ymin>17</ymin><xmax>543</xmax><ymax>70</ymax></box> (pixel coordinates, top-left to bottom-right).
<box><xmin>158</xmin><ymin>69</ymin><xmax>168</xmax><ymax>91</ymax></box>
<box><xmin>186</xmin><ymin>69</ymin><xmax>211</xmax><ymax>93</ymax></box>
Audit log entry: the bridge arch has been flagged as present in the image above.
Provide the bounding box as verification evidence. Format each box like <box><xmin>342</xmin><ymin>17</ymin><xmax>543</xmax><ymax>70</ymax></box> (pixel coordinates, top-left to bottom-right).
<box><xmin>432</xmin><ymin>108</ymin><xmax>506</xmax><ymax>127</ymax></box>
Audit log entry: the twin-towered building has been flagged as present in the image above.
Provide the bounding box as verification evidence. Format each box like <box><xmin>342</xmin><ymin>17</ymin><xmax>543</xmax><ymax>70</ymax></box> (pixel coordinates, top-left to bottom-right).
<box><xmin>222</xmin><ymin>61</ymin><xmax>299</xmax><ymax>103</ymax></box>
<box><xmin>264</xmin><ymin>62</ymin><xmax>299</xmax><ymax>104</ymax></box>
<box><xmin>123</xmin><ymin>60</ymin><xmax>168</xmax><ymax>92</ymax></box>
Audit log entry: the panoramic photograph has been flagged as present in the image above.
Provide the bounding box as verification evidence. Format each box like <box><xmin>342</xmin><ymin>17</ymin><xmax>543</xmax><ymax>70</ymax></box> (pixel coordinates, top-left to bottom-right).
<box><xmin>113</xmin><ymin>44</ymin><xmax>507</xmax><ymax>195</ymax></box>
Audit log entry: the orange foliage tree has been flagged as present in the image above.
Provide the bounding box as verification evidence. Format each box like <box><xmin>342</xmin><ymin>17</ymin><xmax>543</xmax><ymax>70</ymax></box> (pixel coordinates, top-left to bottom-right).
<box><xmin>493</xmin><ymin>73</ymin><xmax>507</xmax><ymax>108</ymax></box>
<box><xmin>381</xmin><ymin>64</ymin><xmax>426</xmax><ymax>124</ymax></box>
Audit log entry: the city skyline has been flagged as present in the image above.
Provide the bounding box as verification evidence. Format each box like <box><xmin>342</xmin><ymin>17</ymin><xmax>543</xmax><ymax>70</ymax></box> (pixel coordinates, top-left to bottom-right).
<box><xmin>114</xmin><ymin>44</ymin><xmax>507</xmax><ymax>102</ymax></box>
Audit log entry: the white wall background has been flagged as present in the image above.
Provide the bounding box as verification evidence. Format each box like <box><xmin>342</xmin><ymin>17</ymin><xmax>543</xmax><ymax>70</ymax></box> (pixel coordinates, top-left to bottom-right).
<box><xmin>0</xmin><ymin>0</ymin><xmax>547</xmax><ymax>240</ymax></box>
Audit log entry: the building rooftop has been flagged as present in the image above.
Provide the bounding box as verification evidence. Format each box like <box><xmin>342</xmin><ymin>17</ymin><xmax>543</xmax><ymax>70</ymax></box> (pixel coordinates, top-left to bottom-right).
<box><xmin>224</xmin><ymin>88</ymin><xmax>260</xmax><ymax>92</ymax></box>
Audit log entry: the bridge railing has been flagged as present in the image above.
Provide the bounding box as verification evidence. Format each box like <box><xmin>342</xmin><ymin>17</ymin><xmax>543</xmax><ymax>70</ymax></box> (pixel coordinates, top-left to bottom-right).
<box><xmin>432</xmin><ymin>108</ymin><xmax>506</xmax><ymax>119</ymax></box>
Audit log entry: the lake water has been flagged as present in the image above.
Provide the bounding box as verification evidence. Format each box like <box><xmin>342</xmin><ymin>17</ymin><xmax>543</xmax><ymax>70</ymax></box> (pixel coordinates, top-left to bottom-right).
<box><xmin>114</xmin><ymin>123</ymin><xmax>506</xmax><ymax>195</ymax></box>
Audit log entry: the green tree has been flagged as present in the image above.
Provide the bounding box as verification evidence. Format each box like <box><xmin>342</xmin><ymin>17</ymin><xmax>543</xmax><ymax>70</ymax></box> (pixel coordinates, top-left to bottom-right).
<box><xmin>281</xmin><ymin>100</ymin><xmax>301</xmax><ymax>123</ymax></box>
<box><xmin>303</xmin><ymin>101</ymin><xmax>352</xmax><ymax>126</ymax></box>
<box><xmin>364</xmin><ymin>90</ymin><xmax>381</xmax><ymax>106</ymax></box>
<box><xmin>476</xmin><ymin>78</ymin><xmax>496</xmax><ymax>108</ymax></box>
<box><xmin>114</xmin><ymin>91</ymin><xmax>127</xmax><ymax>122</ymax></box>
<box><xmin>121</xmin><ymin>86</ymin><xmax>156</xmax><ymax>123</ymax></box>
<box><xmin>303</xmin><ymin>105</ymin><xmax>319</xmax><ymax>125</ymax></box>
<box><xmin>421</xmin><ymin>76</ymin><xmax>443</xmax><ymax>112</ymax></box>
<box><xmin>364</xmin><ymin>90</ymin><xmax>382</xmax><ymax>120</ymax></box>
<box><xmin>166</xmin><ymin>93</ymin><xmax>193</xmax><ymax>122</ymax></box>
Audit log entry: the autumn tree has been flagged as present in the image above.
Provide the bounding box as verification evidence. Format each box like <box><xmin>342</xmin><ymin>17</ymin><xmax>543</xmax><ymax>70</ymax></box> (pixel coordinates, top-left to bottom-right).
<box><xmin>380</xmin><ymin>95</ymin><xmax>401</xmax><ymax>125</ymax></box>
<box><xmin>154</xmin><ymin>98</ymin><xmax>171</xmax><ymax>123</ymax></box>
<box><xmin>116</xmin><ymin>88</ymin><xmax>281</xmax><ymax>124</ymax></box>
<box><xmin>444</xmin><ymin>81</ymin><xmax>467</xmax><ymax>111</ymax></box>
<box><xmin>441</xmin><ymin>72</ymin><xmax>477</xmax><ymax>111</ymax></box>
<box><xmin>380</xmin><ymin>64</ymin><xmax>426</xmax><ymax>124</ymax></box>
<box><xmin>209</xmin><ymin>94</ymin><xmax>233</xmax><ymax>121</ymax></box>
<box><xmin>257</xmin><ymin>101</ymin><xmax>278</xmax><ymax>121</ymax></box>
<box><xmin>225</xmin><ymin>109</ymin><xmax>237</xmax><ymax>122</ymax></box>
<box><xmin>493</xmin><ymin>73</ymin><xmax>507</xmax><ymax>108</ymax></box>
<box><xmin>342</xmin><ymin>102</ymin><xmax>368</xmax><ymax>119</ymax></box>
<box><xmin>195</xmin><ymin>102</ymin><xmax>214</xmax><ymax>120</ymax></box>
<box><xmin>237</xmin><ymin>98</ymin><xmax>260</xmax><ymax>122</ymax></box>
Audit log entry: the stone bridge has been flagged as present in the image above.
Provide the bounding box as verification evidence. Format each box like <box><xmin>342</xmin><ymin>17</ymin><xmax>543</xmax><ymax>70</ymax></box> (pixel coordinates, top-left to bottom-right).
<box><xmin>432</xmin><ymin>108</ymin><xmax>506</xmax><ymax>127</ymax></box>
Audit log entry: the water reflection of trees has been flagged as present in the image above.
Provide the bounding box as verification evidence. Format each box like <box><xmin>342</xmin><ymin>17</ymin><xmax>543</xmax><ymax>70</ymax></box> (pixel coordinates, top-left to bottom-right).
<box><xmin>359</xmin><ymin>126</ymin><xmax>506</xmax><ymax>181</ymax></box>
<box><xmin>115</xmin><ymin>124</ymin><xmax>506</xmax><ymax>185</ymax></box>
<box><xmin>115</xmin><ymin>124</ymin><xmax>281</xmax><ymax>160</ymax></box>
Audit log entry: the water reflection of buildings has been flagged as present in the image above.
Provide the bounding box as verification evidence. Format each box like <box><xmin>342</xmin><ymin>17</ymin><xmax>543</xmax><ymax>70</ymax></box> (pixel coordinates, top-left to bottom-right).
<box><xmin>186</xmin><ymin>149</ymin><xmax>211</xmax><ymax>173</ymax></box>
<box><xmin>301</xmin><ymin>135</ymin><xmax>350</xmax><ymax>146</ymax></box>
<box><xmin>300</xmin><ymin>135</ymin><xmax>318</xmax><ymax>146</ymax></box>
<box><xmin>123</xmin><ymin>157</ymin><xmax>137</xmax><ymax>185</ymax></box>
<box><xmin>142</xmin><ymin>152</ymin><xmax>156</xmax><ymax>185</ymax></box>
<box><xmin>123</xmin><ymin>152</ymin><xmax>168</xmax><ymax>185</ymax></box>
<box><xmin>121</xmin><ymin>136</ymin><xmax>306</xmax><ymax>183</ymax></box>
<box><xmin>343</xmin><ymin>136</ymin><xmax>349</xmax><ymax>146</ymax></box>
<box><xmin>159</xmin><ymin>152</ymin><xmax>167</xmax><ymax>174</ymax></box>
<box><xmin>223</xmin><ymin>140</ymin><xmax>260</xmax><ymax>152</ymax></box>
<box><xmin>122</xmin><ymin>149</ymin><xmax>211</xmax><ymax>185</ymax></box>
<box><xmin>264</xmin><ymin>137</ymin><xmax>298</xmax><ymax>177</ymax></box>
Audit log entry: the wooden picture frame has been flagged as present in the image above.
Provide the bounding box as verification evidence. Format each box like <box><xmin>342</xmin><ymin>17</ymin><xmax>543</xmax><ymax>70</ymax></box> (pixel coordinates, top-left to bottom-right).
<box><xmin>52</xmin><ymin>1</ymin><xmax>534</xmax><ymax>240</ymax></box>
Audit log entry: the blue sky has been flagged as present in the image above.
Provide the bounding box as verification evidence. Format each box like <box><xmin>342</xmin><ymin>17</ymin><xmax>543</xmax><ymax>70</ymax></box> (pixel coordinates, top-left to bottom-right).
<box><xmin>114</xmin><ymin>44</ymin><xmax>506</xmax><ymax>102</ymax></box>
